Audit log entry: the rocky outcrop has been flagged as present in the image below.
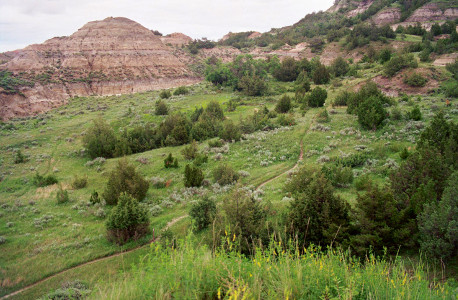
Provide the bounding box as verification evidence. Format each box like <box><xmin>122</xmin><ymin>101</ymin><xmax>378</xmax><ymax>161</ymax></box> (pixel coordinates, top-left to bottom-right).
<box><xmin>406</xmin><ymin>3</ymin><xmax>458</xmax><ymax>22</ymax></box>
<box><xmin>371</xmin><ymin>7</ymin><xmax>401</xmax><ymax>25</ymax></box>
<box><xmin>0</xmin><ymin>17</ymin><xmax>200</xmax><ymax>120</ymax></box>
<box><xmin>346</xmin><ymin>0</ymin><xmax>374</xmax><ymax>18</ymax></box>
<box><xmin>160</xmin><ymin>33</ymin><xmax>193</xmax><ymax>47</ymax></box>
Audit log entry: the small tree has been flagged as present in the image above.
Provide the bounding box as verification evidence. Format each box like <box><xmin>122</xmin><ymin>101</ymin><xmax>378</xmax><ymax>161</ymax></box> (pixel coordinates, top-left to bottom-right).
<box><xmin>173</xmin><ymin>86</ymin><xmax>189</xmax><ymax>96</ymax></box>
<box><xmin>189</xmin><ymin>197</ymin><xmax>217</xmax><ymax>232</ymax></box>
<box><xmin>181</xmin><ymin>140</ymin><xmax>199</xmax><ymax>160</ymax></box>
<box><xmin>275</xmin><ymin>95</ymin><xmax>292</xmax><ymax>113</ymax></box>
<box><xmin>213</xmin><ymin>164</ymin><xmax>239</xmax><ymax>185</ymax></box>
<box><xmin>220</xmin><ymin>120</ymin><xmax>241</xmax><ymax>142</ymax></box>
<box><xmin>155</xmin><ymin>100</ymin><xmax>168</xmax><ymax>115</ymax></box>
<box><xmin>308</xmin><ymin>87</ymin><xmax>327</xmax><ymax>108</ymax></box>
<box><xmin>106</xmin><ymin>193</ymin><xmax>149</xmax><ymax>245</ymax></box>
<box><xmin>357</xmin><ymin>96</ymin><xmax>387</xmax><ymax>130</ymax></box>
<box><xmin>56</xmin><ymin>184</ymin><xmax>69</xmax><ymax>204</ymax></box>
<box><xmin>330</xmin><ymin>57</ymin><xmax>349</xmax><ymax>77</ymax></box>
<box><xmin>14</xmin><ymin>150</ymin><xmax>27</xmax><ymax>164</ymax></box>
<box><xmin>184</xmin><ymin>164</ymin><xmax>204</xmax><ymax>187</ymax></box>
<box><xmin>409</xmin><ymin>106</ymin><xmax>422</xmax><ymax>121</ymax></box>
<box><xmin>273</xmin><ymin>57</ymin><xmax>299</xmax><ymax>82</ymax></box>
<box><xmin>83</xmin><ymin>118</ymin><xmax>117</xmax><ymax>159</ymax></box>
<box><xmin>102</xmin><ymin>159</ymin><xmax>149</xmax><ymax>205</ymax></box>
<box><xmin>312</xmin><ymin>64</ymin><xmax>330</xmax><ymax>85</ymax></box>
<box><xmin>159</xmin><ymin>90</ymin><xmax>171</xmax><ymax>99</ymax></box>
<box><xmin>164</xmin><ymin>153</ymin><xmax>178</xmax><ymax>168</ymax></box>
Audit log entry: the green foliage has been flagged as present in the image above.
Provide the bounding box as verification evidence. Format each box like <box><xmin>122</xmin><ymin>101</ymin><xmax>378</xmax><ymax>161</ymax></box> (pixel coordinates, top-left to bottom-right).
<box><xmin>189</xmin><ymin>197</ymin><xmax>217</xmax><ymax>232</ymax></box>
<box><xmin>13</xmin><ymin>150</ymin><xmax>27</xmax><ymax>164</ymax></box>
<box><xmin>83</xmin><ymin>118</ymin><xmax>117</xmax><ymax>159</ymax></box>
<box><xmin>312</xmin><ymin>64</ymin><xmax>330</xmax><ymax>85</ymax></box>
<box><xmin>390</xmin><ymin>106</ymin><xmax>403</xmax><ymax>121</ymax></box>
<box><xmin>332</xmin><ymin>90</ymin><xmax>351</xmax><ymax>106</ymax></box>
<box><xmin>321</xmin><ymin>164</ymin><xmax>353</xmax><ymax>187</ymax></box>
<box><xmin>357</xmin><ymin>96</ymin><xmax>387</xmax><ymax>130</ymax></box>
<box><xmin>350</xmin><ymin>184</ymin><xmax>401</xmax><ymax>255</ymax></box>
<box><xmin>212</xmin><ymin>164</ymin><xmax>239</xmax><ymax>185</ymax></box>
<box><xmin>384</xmin><ymin>54</ymin><xmax>418</xmax><ymax>77</ymax></box>
<box><xmin>0</xmin><ymin>70</ymin><xmax>34</xmax><ymax>94</ymax></box>
<box><xmin>193</xmin><ymin>153</ymin><xmax>208</xmax><ymax>166</ymax></box>
<box><xmin>106</xmin><ymin>193</ymin><xmax>149</xmax><ymax>245</ymax></box>
<box><xmin>173</xmin><ymin>86</ymin><xmax>189</xmax><ymax>96</ymax></box>
<box><xmin>418</xmin><ymin>112</ymin><xmax>457</xmax><ymax>160</ymax></box>
<box><xmin>287</xmin><ymin>169</ymin><xmax>350</xmax><ymax>248</ymax></box>
<box><xmin>408</xmin><ymin>106</ymin><xmax>422</xmax><ymax>121</ymax></box>
<box><xmin>90</xmin><ymin>191</ymin><xmax>101</xmax><ymax>205</ymax></box>
<box><xmin>159</xmin><ymin>90</ymin><xmax>171</xmax><ymax>99</ymax></box>
<box><xmin>102</xmin><ymin>159</ymin><xmax>149</xmax><ymax>205</ymax></box>
<box><xmin>332</xmin><ymin>152</ymin><xmax>372</xmax><ymax>168</ymax></box>
<box><xmin>378</xmin><ymin>48</ymin><xmax>392</xmax><ymax>63</ymax></box>
<box><xmin>164</xmin><ymin>153</ymin><xmax>178</xmax><ymax>168</ymax></box>
<box><xmin>33</xmin><ymin>172</ymin><xmax>58</xmax><ymax>187</ymax></box>
<box><xmin>204</xmin><ymin>101</ymin><xmax>225</xmax><ymax>121</ymax></box>
<box><xmin>71</xmin><ymin>175</ymin><xmax>88</xmax><ymax>189</ymax></box>
<box><xmin>221</xmin><ymin>187</ymin><xmax>267</xmax><ymax>254</ymax></box>
<box><xmin>181</xmin><ymin>140</ymin><xmax>199</xmax><ymax>160</ymax></box>
<box><xmin>277</xmin><ymin>114</ymin><xmax>296</xmax><ymax>126</ymax></box>
<box><xmin>160</xmin><ymin>113</ymin><xmax>192</xmax><ymax>146</ymax></box>
<box><xmin>155</xmin><ymin>100</ymin><xmax>168</xmax><ymax>115</ymax></box>
<box><xmin>399</xmin><ymin>147</ymin><xmax>409</xmax><ymax>160</ymax></box>
<box><xmin>56</xmin><ymin>184</ymin><xmax>69</xmax><ymax>204</ymax></box>
<box><xmin>315</xmin><ymin>109</ymin><xmax>330</xmax><ymax>123</ymax></box>
<box><xmin>347</xmin><ymin>81</ymin><xmax>391</xmax><ymax>115</ymax></box>
<box><xmin>275</xmin><ymin>95</ymin><xmax>292</xmax><ymax>113</ymax></box>
<box><xmin>330</xmin><ymin>57</ymin><xmax>349</xmax><ymax>77</ymax></box>
<box><xmin>418</xmin><ymin>171</ymin><xmax>458</xmax><ymax>261</ymax></box>
<box><xmin>39</xmin><ymin>280</ymin><xmax>91</xmax><ymax>300</ymax></box>
<box><xmin>446</xmin><ymin>58</ymin><xmax>458</xmax><ymax>81</ymax></box>
<box><xmin>273</xmin><ymin>57</ymin><xmax>299</xmax><ymax>82</ymax></box>
<box><xmin>184</xmin><ymin>164</ymin><xmax>204</xmax><ymax>187</ymax></box>
<box><xmin>345</xmin><ymin>24</ymin><xmax>395</xmax><ymax>49</ymax></box>
<box><xmin>403</xmin><ymin>72</ymin><xmax>427</xmax><ymax>87</ymax></box>
<box><xmin>238</xmin><ymin>75</ymin><xmax>267</xmax><ymax>96</ymax></box>
<box><xmin>307</xmin><ymin>87</ymin><xmax>327</xmax><ymax>108</ymax></box>
<box><xmin>220</xmin><ymin>120</ymin><xmax>241</xmax><ymax>142</ymax></box>
<box><xmin>442</xmin><ymin>80</ymin><xmax>458</xmax><ymax>97</ymax></box>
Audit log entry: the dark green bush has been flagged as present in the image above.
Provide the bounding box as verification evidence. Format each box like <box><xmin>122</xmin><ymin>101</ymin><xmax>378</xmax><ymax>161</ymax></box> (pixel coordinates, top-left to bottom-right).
<box><xmin>399</xmin><ymin>147</ymin><xmax>410</xmax><ymax>160</ymax></box>
<box><xmin>333</xmin><ymin>91</ymin><xmax>352</xmax><ymax>106</ymax></box>
<box><xmin>316</xmin><ymin>109</ymin><xmax>330</xmax><ymax>123</ymax></box>
<box><xmin>312</xmin><ymin>64</ymin><xmax>330</xmax><ymax>85</ymax></box>
<box><xmin>102</xmin><ymin>159</ymin><xmax>149</xmax><ymax>205</ymax></box>
<box><xmin>164</xmin><ymin>153</ymin><xmax>178</xmax><ymax>168</ymax></box>
<box><xmin>383</xmin><ymin>54</ymin><xmax>417</xmax><ymax>77</ymax></box>
<box><xmin>155</xmin><ymin>100</ymin><xmax>168</xmax><ymax>115</ymax></box>
<box><xmin>33</xmin><ymin>172</ymin><xmax>58</xmax><ymax>187</ymax></box>
<box><xmin>357</xmin><ymin>96</ymin><xmax>387</xmax><ymax>130</ymax></box>
<box><xmin>173</xmin><ymin>86</ymin><xmax>189</xmax><ymax>96</ymax></box>
<box><xmin>238</xmin><ymin>75</ymin><xmax>267</xmax><ymax>96</ymax></box>
<box><xmin>403</xmin><ymin>73</ymin><xmax>428</xmax><ymax>87</ymax></box>
<box><xmin>189</xmin><ymin>197</ymin><xmax>217</xmax><ymax>232</ymax></box>
<box><xmin>90</xmin><ymin>191</ymin><xmax>101</xmax><ymax>204</ymax></box>
<box><xmin>181</xmin><ymin>140</ymin><xmax>199</xmax><ymax>160</ymax></box>
<box><xmin>71</xmin><ymin>175</ymin><xmax>88</xmax><ymax>189</ymax></box>
<box><xmin>220</xmin><ymin>120</ymin><xmax>241</xmax><ymax>142</ymax></box>
<box><xmin>193</xmin><ymin>154</ymin><xmax>208</xmax><ymax>166</ymax></box>
<box><xmin>275</xmin><ymin>95</ymin><xmax>292</xmax><ymax>113</ymax></box>
<box><xmin>308</xmin><ymin>87</ymin><xmax>327</xmax><ymax>108</ymax></box>
<box><xmin>409</xmin><ymin>106</ymin><xmax>422</xmax><ymax>121</ymax></box>
<box><xmin>184</xmin><ymin>164</ymin><xmax>204</xmax><ymax>187</ymax></box>
<box><xmin>321</xmin><ymin>164</ymin><xmax>353</xmax><ymax>187</ymax></box>
<box><xmin>277</xmin><ymin>114</ymin><xmax>296</xmax><ymax>126</ymax></box>
<box><xmin>330</xmin><ymin>57</ymin><xmax>349</xmax><ymax>77</ymax></box>
<box><xmin>273</xmin><ymin>57</ymin><xmax>299</xmax><ymax>82</ymax></box>
<box><xmin>106</xmin><ymin>193</ymin><xmax>149</xmax><ymax>245</ymax></box>
<box><xmin>83</xmin><ymin>118</ymin><xmax>117</xmax><ymax>159</ymax></box>
<box><xmin>159</xmin><ymin>90</ymin><xmax>171</xmax><ymax>99</ymax></box>
<box><xmin>13</xmin><ymin>150</ymin><xmax>27</xmax><ymax>164</ymax></box>
<box><xmin>213</xmin><ymin>164</ymin><xmax>239</xmax><ymax>185</ymax></box>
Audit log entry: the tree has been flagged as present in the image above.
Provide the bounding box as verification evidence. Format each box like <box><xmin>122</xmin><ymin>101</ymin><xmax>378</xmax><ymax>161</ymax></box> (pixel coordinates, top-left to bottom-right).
<box><xmin>275</xmin><ymin>95</ymin><xmax>292</xmax><ymax>113</ymax></box>
<box><xmin>102</xmin><ymin>159</ymin><xmax>149</xmax><ymax>205</ymax></box>
<box><xmin>189</xmin><ymin>197</ymin><xmax>217</xmax><ymax>232</ymax></box>
<box><xmin>184</xmin><ymin>164</ymin><xmax>204</xmax><ymax>187</ymax></box>
<box><xmin>357</xmin><ymin>96</ymin><xmax>387</xmax><ymax>130</ymax></box>
<box><xmin>287</xmin><ymin>169</ymin><xmax>350</xmax><ymax>249</ymax></box>
<box><xmin>330</xmin><ymin>57</ymin><xmax>349</xmax><ymax>77</ymax></box>
<box><xmin>83</xmin><ymin>118</ymin><xmax>117</xmax><ymax>159</ymax></box>
<box><xmin>204</xmin><ymin>101</ymin><xmax>225</xmax><ymax>121</ymax></box>
<box><xmin>213</xmin><ymin>164</ymin><xmax>239</xmax><ymax>185</ymax></box>
<box><xmin>106</xmin><ymin>193</ymin><xmax>149</xmax><ymax>245</ymax></box>
<box><xmin>181</xmin><ymin>140</ymin><xmax>199</xmax><ymax>160</ymax></box>
<box><xmin>350</xmin><ymin>184</ymin><xmax>400</xmax><ymax>255</ymax></box>
<box><xmin>238</xmin><ymin>75</ymin><xmax>267</xmax><ymax>96</ymax></box>
<box><xmin>312</xmin><ymin>64</ymin><xmax>330</xmax><ymax>85</ymax></box>
<box><xmin>220</xmin><ymin>120</ymin><xmax>241</xmax><ymax>142</ymax></box>
<box><xmin>418</xmin><ymin>171</ymin><xmax>458</xmax><ymax>261</ymax></box>
<box><xmin>222</xmin><ymin>187</ymin><xmax>267</xmax><ymax>254</ymax></box>
<box><xmin>164</xmin><ymin>153</ymin><xmax>178</xmax><ymax>168</ymax></box>
<box><xmin>155</xmin><ymin>100</ymin><xmax>168</xmax><ymax>115</ymax></box>
<box><xmin>273</xmin><ymin>57</ymin><xmax>299</xmax><ymax>82</ymax></box>
<box><xmin>307</xmin><ymin>87</ymin><xmax>327</xmax><ymax>108</ymax></box>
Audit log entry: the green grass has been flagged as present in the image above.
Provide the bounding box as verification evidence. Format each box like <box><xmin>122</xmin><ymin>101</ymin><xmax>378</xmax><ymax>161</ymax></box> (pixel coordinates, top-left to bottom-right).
<box><xmin>0</xmin><ymin>74</ymin><xmax>456</xmax><ymax>298</ymax></box>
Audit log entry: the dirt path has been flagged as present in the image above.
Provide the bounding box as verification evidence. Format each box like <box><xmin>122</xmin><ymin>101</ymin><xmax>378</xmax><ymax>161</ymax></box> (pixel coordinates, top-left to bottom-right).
<box><xmin>0</xmin><ymin>215</ymin><xmax>189</xmax><ymax>300</ymax></box>
<box><xmin>256</xmin><ymin>141</ymin><xmax>303</xmax><ymax>190</ymax></box>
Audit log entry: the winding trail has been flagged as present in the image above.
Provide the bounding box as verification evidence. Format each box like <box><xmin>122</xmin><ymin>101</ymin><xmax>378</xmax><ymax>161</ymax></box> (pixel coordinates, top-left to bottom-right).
<box><xmin>0</xmin><ymin>215</ymin><xmax>189</xmax><ymax>300</ymax></box>
<box><xmin>2</xmin><ymin>121</ymin><xmax>314</xmax><ymax>299</ymax></box>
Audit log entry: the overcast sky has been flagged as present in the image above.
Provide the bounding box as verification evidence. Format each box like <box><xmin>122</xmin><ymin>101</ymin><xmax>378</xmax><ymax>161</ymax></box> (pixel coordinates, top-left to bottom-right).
<box><xmin>0</xmin><ymin>0</ymin><xmax>334</xmax><ymax>52</ymax></box>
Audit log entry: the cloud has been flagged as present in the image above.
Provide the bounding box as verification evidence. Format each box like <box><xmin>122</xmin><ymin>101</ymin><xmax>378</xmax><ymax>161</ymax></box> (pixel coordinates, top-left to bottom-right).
<box><xmin>0</xmin><ymin>0</ymin><xmax>334</xmax><ymax>52</ymax></box>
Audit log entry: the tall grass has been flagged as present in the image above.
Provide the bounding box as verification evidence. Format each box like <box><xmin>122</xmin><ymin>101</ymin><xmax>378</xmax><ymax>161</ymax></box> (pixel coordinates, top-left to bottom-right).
<box><xmin>93</xmin><ymin>234</ymin><xmax>455</xmax><ymax>299</ymax></box>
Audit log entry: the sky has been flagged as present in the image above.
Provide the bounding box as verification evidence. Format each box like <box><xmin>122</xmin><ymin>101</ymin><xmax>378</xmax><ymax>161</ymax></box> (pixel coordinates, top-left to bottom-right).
<box><xmin>0</xmin><ymin>0</ymin><xmax>335</xmax><ymax>53</ymax></box>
